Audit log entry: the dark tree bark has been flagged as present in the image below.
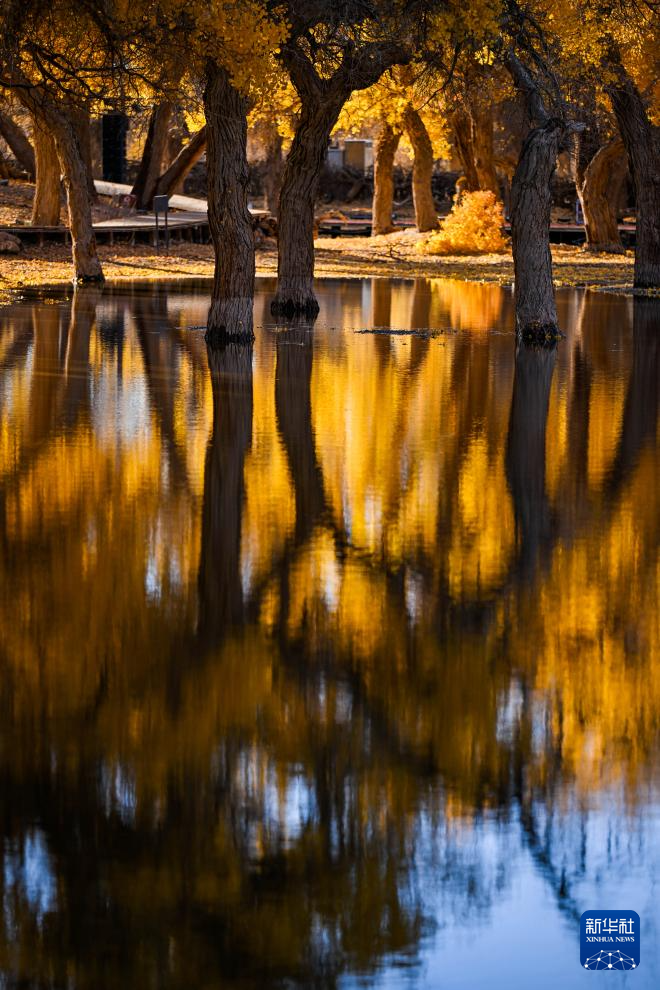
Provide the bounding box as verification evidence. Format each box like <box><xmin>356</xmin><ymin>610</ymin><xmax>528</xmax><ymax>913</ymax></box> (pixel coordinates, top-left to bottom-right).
<box><xmin>505</xmin><ymin>51</ymin><xmax>575</xmax><ymax>340</ymax></box>
<box><xmin>31</xmin><ymin>115</ymin><xmax>61</xmax><ymax>226</ymax></box>
<box><xmin>450</xmin><ymin>109</ymin><xmax>480</xmax><ymax>192</ymax></box>
<box><xmin>132</xmin><ymin>101</ymin><xmax>175</xmax><ymax>209</ymax></box>
<box><xmin>576</xmin><ymin>137</ymin><xmax>625</xmax><ymax>252</ymax></box>
<box><xmin>198</xmin><ymin>342</ymin><xmax>253</xmax><ymax>643</ymax></box>
<box><xmin>372</xmin><ymin>120</ymin><xmax>400</xmax><ymax>235</ymax></box>
<box><xmin>272</xmin><ymin>40</ymin><xmax>408</xmax><ymax>316</ymax></box>
<box><xmin>154</xmin><ymin>126</ymin><xmax>207</xmax><ymax>200</ymax></box>
<box><xmin>0</xmin><ymin>110</ymin><xmax>35</xmax><ymax>177</ymax></box>
<box><xmin>203</xmin><ymin>62</ymin><xmax>254</xmax><ymax>345</ymax></box>
<box><xmin>402</xmin><ymin>106</ymin><xmax>437</xmax><ymax>231</ymax></box>
<box><xmin>606</xmin><ymin>65</ymin><xmax>660</xmax><ymax>288</ymax></box>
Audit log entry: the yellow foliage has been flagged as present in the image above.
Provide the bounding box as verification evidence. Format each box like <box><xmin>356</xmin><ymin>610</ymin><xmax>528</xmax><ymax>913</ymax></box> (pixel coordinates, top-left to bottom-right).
<box><xmin>419</xmin><ymin>191</ymin><xmax>508</xmax><ymax>256</ymax></box>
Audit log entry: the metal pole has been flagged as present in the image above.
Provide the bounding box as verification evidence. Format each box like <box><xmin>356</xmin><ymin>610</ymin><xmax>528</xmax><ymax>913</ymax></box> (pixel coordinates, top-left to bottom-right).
<box><xmin>155</xmin><ymin>210</ymin><xmax>159</xmax><ymax>253</ymax></box>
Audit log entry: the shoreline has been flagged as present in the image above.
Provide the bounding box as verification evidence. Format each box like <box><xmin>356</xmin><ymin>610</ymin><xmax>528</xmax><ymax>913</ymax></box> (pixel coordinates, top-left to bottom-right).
<box><xmin>0</xmin><ymin>231</ymin><xmax>643</xmax><ymax>300</ymax></box>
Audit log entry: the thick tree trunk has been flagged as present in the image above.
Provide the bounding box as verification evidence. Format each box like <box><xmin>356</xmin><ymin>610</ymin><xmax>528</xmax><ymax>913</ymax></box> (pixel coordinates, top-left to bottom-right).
<box><xmin>471</xmin><ymin>106</ymin><xmax>499</xmax><ymax>196</ymax></box>
<box><xmin>450</xmin><ymin>109</ymin><xmax>480</xmax><ymax>192</ymax></box>
<box><xmin>372</xmin><ymin>120</ymin><xmax>400</xmax><ymax>235</ymax></box>
<box><xmin>52</xmin><ymin>112</ymin><xmax>103</xmax><ymax>282</ymax></box>
<box><xmin>31</xmin><ymin>116</ymin><xmax>61</xmax><ymax>226</ymax></box>
<box><xmin>0</xmin><ymin>111</ymin><xmax>35</xmax><ymax>177</ymax></box>
<box><xmin>576</xmin><ymin>138</ymin><xmax>624</xmax><ymax>252</ymax></box>
<box><xmin>272</xmin><ymin>93</ymin><xmax>345</xmax><ymax>317</ymax></box>
<box><xmin>510</xmin><ymin>121</ymin><xmax>564</xmax><ymax>340</ymax></box>
<box><xmin>403</xmin><ymin>106</ymin><xmax>437</xmax><ymax>232</ymax></box>
<box><xmin>153</xmin><ymin>126</ymin><xmax>207</xmax><ymax>200</ymax></box>
<box><xmin>204</xmin><ymin>62</ymin><xmax>254</xmax><ymax>345</ymax></box>
<box><xmin>70</xmin><ymin>107</ymin><xmax>97</xmax><ymax>202</ymax></box>
<box><xmin>607</xmin><ymin>71</ymin><xmax>660</xmax><ymax>288</ymax></box>
<box><xmin>262</xmin><ymin>127</ymin><xmax>285</xmax><ymax>217</ymax></box>
<box><xmin>132</xmin><ymin>102</ymin><xmax>174</xmax><ymax>209</ymax></box>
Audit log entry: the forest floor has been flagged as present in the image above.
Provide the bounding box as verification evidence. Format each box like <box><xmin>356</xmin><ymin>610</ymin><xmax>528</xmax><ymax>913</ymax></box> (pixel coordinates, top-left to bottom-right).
<box><xmin>0</xmin><ymin>231</ymin><xmax>637</xmax><ymax>296</ymax></box>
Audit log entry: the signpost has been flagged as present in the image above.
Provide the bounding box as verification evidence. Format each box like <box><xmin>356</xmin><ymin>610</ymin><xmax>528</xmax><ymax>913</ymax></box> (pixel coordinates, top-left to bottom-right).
<box><xmin>153</xmin><ymin>195</ymin><xmax>170</xmax><ymax>253</ymax></box>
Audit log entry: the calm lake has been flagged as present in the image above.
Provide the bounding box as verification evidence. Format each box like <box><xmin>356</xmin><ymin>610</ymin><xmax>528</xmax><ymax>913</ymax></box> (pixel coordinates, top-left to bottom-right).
<box><xmin>0</xmin><ymin>277</ymin><xmax>658</xmax><ymax>988</ymax></box>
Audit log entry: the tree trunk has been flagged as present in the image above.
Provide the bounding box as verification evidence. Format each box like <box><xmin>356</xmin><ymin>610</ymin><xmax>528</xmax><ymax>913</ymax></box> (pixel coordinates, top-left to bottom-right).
<box><xmin>153</xmin><ymin>126</ymin><xmax>207</xmax><ymax>200</ymax></box>
<box><xmin>204</xmin><ymin>62</ymin><xmax>254</xmax><ymax>345</ymax></box>
<box><xmin>262</xmin><ymin>127</ymin><xmax>285</xmax><ymax>216</ymax></box>
<box><xmin>577</xmin><ymin>138</ymin><xmax>625</xmax><ymax>252</ymax></box>
<box><xmin>403</xmin><ymin>106</ymin><xmax>437</xmax><ymax>232</ymax></box>
<box><xmin>471</xmin><ymin>106</ymin><xmax>499</xmax><ymax>195</ymax></box>
<box><xmin>372</xmin><ymin>120</ymin><xmax>400</xmax><ymax>235</ymax></box>
<box><xmin>0</xmin><ymin>111</ymin><xmax>35</xmax><ymax>177</ymax></box>
<box><xmin>132</xmin><ymin>101</ymin><xmax>174</xmax><ymax>209</ymax></box>
<box><xmin>450</xmin><ymin>109</ymin><xmax>480</xmax><ymax>192</ymax></box>
<box><xmin>31</xmin><ymin>116</ymin><xmax>61</xmax><ymax>226</ymax></box>
<box><xmin>271</xmin><ymin>91</ymin><xmax>345</xmax><ymax>317</ymax></box>
<box><xmin>510</xmin><ymin>121</ymin><xmax>564</xmax><ymax>340</ymax></box>
<box><xmin>70</xmin><ymin>107</ymin><xmax>97</xmax><ymax>203</ymax></box>
<box><xmin>607</xmin><ymin>69</ymin><xmax>660</xmax><ymax>288</ymax></box>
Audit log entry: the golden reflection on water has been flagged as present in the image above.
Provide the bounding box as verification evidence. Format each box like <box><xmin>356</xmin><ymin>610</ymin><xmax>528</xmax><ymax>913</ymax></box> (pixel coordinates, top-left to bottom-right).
<box><xmin>0</xmin><ymin>278</ymin><xmax>657</xmax><ymax>987</ymax></box>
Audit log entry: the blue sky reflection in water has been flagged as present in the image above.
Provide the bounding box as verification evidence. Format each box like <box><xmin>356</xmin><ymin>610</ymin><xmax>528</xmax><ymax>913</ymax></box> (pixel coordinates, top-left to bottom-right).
<box><xmin>0</xmin><ymin>277</ymin><xmax>657</xmax><ymax>989</ymax></box>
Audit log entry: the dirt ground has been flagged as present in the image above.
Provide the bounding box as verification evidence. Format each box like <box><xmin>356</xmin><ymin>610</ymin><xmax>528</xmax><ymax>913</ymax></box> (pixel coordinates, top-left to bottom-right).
<box><xmin>0</xmin><ymin>181</ymin><xmax>638</xmax><ymax>297</ymax></box>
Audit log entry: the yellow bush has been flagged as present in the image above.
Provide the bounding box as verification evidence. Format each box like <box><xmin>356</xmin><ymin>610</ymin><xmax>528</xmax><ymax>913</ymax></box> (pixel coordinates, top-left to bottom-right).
<box><xmin>419</xmin><ymin>190</ymin><xmax>508</xmax><ymax>256</ymax></box>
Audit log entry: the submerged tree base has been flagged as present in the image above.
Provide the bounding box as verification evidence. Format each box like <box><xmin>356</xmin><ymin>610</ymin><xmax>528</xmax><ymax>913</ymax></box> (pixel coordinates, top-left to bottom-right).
<box><xmin>73</xmin><ymin>272</ymin><xmax>105</xmax><ymax>286</ymax></box>
<box><xmin>206</xmin><ymin>298</ymin><xmax>255</xmax><ymax>346</ymax></box>
<box><xmin>518</xmin><ymin>322</ymin><xmax>565</xmax><ymax>346</ymax></box>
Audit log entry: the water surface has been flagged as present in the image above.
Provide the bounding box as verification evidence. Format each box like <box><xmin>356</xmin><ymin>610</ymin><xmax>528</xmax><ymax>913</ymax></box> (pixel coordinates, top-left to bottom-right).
<box><xmin>0</xmin><ymin>277</ymin><xmax>658</xmax><ymax>988</ymax></box>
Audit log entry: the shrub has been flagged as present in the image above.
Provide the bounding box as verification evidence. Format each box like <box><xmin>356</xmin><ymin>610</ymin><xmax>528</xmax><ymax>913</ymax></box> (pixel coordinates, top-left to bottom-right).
<box><xmin>419</xmin><ymin>190</ymin><xmax>508</xmax><ymax>256</ymax></box>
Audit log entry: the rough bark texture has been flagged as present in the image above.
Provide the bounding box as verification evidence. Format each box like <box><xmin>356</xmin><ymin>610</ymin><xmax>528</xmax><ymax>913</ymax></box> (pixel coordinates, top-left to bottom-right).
<box><xmin>70</xmin><ymin>107</ymin><xmax>97</xmax><ymax>202</ymax></box>
<box><xmin>607</xmin><ymin>69</ymin><xmax>660</xmax><ymax>288</ymax></box>
<box><xmin>154</xmin><ymin>126</ymin><xmax>207</xmax><ymax>200</ymax></box>
<box><xmin>272</xmin><ymin>91</ymin><xmax>346</xmax><ymax>316</ymax></box>
<box><xmin>402</xmin><ymin>107</ymin><xmax>437</xmax><ymax>232</ymax></box>
<box><xmin>31</xmin><ymin>116</ymin><xmax>61</xmax><ymax>226</ymax></box>
<box><xmin>403</xmin><ymin>107</ymin><xmax>438</xmax><ymax>230</ymax></box>
<box><xmin>372</xmin><ymin>121</ymin><xmax>400</xmax><ymax>235</ymax></box>
<box><xmin>204</xmin><ymin>62</ymin><xmax>254</xmax><ymax>345</ymax></box>
<box><xmin>132</xmin><ymin>102</ymin><xmax>174</xmax><ymax>209</ymax></box>
<box><xmin>0</xmin><ymin>111</ymin><xmax>35</xmax><ymax>177</ymax></box>
<box><xmin>577</xmin><ymin>138</ymin><xmax>625</xmax><ymax>252</ymax></box>
<box><xmin>273</xmin><ymin>39</ymin><xmax>409</xmax><ymax>316</ymax></box>
<box><xmin>510</xmin><ymin>121</ymin><xmax>564</xmax><ymax>339</ymax></box>
<box><xmin>450</xmin><ymin>109</ymin><xmax>480</xmax><ymax>192</ymax></box>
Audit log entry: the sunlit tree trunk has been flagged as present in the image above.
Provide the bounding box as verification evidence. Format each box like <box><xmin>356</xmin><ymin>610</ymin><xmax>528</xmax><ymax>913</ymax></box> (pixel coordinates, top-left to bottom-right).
<box><xmin>403</xmin><ymin>106</ymin><xmax>438</xmax><ymax>232</ymax></box>
<box><xmin>70</xmin><ymin>107</ymin><xmax>97</xmax><ymax>203</ymax></box>
<box><xmin>204</xmin><ymin>61</ymin><xmax>254</xmax><ymax>345</ymax></box>
<box><xmin>607</xmin><ymin>67</ymin><xmax>660</xmax><ymax>288</ymax></box>
<box><xmin>31</xmin><ymin>116</ymin><xmax>61</xmax><ymax>226</ymax></box>
<box><xmin>0</xmin><ymin>110</ymin><xmax>35</xmax><ymax>177</ymax></box>
<box><xmin>372</xmin><ymin>120</ymin><xmax>400</xmax><ymax>235</ymax></box>
<box><xmin>132</xmin><ymin>101</ymin><xmax>174</xmax><ymax>209</ymax></box>
<box><xmin>154</xmin><ymin>126</ymin><xmax>207</xmax><ymax>200</ymax></box>
<box><xmin>576</xmin><ymin>138</ymin><xmax>625</xmax><ymax>252</ymax></box>
<box><xmin>450</xmin><ymin>109</ymin><xmax>480</xmax><ymax>192</ymax></box>
<box><xmin>54</xmin><ymin>112</ymin><xmax>104</xmax><ymax>282</ymax></box>
<box><xmin>471</xmin><ymin>106</ymin><xmax>499</xmax><ymax>196</ymax></box>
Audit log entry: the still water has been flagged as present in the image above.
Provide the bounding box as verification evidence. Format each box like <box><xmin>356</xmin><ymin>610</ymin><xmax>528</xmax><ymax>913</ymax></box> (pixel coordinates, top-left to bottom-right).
<box><xmin>0</xmin><ymin>277</ymin><xmax>658</xmax><ymax>989</ymax></box>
